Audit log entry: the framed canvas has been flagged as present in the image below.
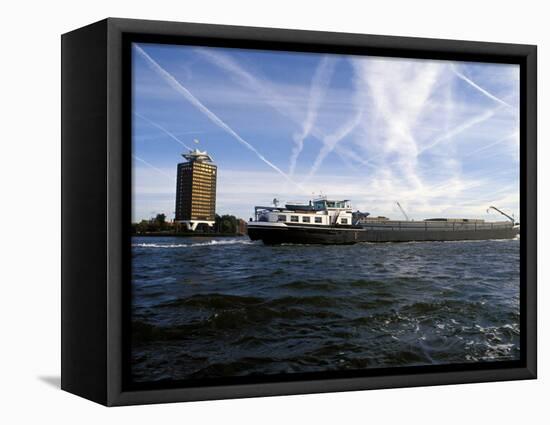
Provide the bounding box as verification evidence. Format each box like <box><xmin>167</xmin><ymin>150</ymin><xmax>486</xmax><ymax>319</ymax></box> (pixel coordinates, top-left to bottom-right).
<box><xmin>61</xmin><ymin>18</ymin><xmax>537</xmax><ymax>406</ymax></box>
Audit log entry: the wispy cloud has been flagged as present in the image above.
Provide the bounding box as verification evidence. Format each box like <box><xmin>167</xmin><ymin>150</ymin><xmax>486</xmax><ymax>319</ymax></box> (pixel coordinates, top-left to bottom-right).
<box><xmin>340</xmin><ymin>57</ymin><xmax>519</xmax><ymax>219</ymax></box>
<box><xmin>350</xmin><ymin>57</ymin><xmax>443</xmax><ymax>192</ymax></box>
<box><xmin>134</xmin><ymin>44</ymin><xmax>307</xmax><ymax>193</ymax></box>
<box><xmin>195</xmin><ymin>47</ymin><xmax>361</xmax><ymax>171</ymax></box>
<box><xmin>306</xmin><ymin>108</ymin><xmax>363</xmax><ymax>181</ymax></box>
<box><xmin>135</xmin><ymin>130</ymin><xmax>205</xmax><ymax>142</ymax></box>
<box><xmin>132</xmin><ymin>45</ymin><xmax>520</xmax><ymax>221</ymax></box>
<box><xmin>343</xmin><ymin>58</ymin><xmax>519</xmax><ymax>218</ymax></box>
<box><xmin>417</xmin><ymin>105</ymin><xmax>503</xmax><ymax>155</ymax></box>
<box><xmin>195</xmin><ymin>47</ymin><xmax>297</xmax><ymax>118</ymax></box>
<box><xmin>289</xmin><ymin>56</ymin><xmax>336</xmax><ymax>177</ymax></box>
<box><xmin>132</xmin><ymin>154</ymin><xmax>173</xmax><ymax>179</ymax></box>
<box><xmin>450</xmin><ymin>64</ymin><xmax>513</xmax><ymax>108</ymax></box>
<box><xmin>134</xmin><ymin>112</ymin><xmax>192</xmax><ymax>150</ymax></box>
<box><xmin>463</xmin><ymin>131</ymin><xmax>517</xmax><ymax>158</ymax></box>
<box><xmin>132</xmin><ymin>166</ymin><xmax>518</xmax><ymax>221</ymax></box>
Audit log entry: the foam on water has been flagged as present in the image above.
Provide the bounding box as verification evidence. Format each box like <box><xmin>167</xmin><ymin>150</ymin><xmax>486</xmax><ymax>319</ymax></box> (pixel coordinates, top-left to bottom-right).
<box><xmin>133</xmin><ymin>239</ymin><xmax>256</xmax><ymax>249</ymax></box>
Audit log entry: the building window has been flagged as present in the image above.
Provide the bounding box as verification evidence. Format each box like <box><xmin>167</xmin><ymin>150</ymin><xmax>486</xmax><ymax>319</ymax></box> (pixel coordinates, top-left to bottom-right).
<box><xmin>291</xmin><ymin>215</ymin><xmax>299</xmax><ymax>222</ymax></box>
<box><xmin>315</xmin><ymin>217</ymin><xmax>323</xmax><ymax>224</ymax></box>
<box><xmin>341</xmin><ymin>218</ymin><xmax>348</xmax><ymax>224</ymax></box>
<box><xmin>302</xmin><ymin>216</ymin><xmax>310</xmax><ymax>223</ymax></box>
<box><xmin>278</xmin><ymin>215</ymin><xmax>286</xmax><ymax>222</ymax></box>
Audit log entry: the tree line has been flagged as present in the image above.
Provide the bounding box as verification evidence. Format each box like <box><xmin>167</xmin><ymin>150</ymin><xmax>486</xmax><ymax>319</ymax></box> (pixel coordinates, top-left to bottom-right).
<box><xmin>132</xmin><ymin>213</ymin><xmax>244</xmax><ymax>235</ymax></box>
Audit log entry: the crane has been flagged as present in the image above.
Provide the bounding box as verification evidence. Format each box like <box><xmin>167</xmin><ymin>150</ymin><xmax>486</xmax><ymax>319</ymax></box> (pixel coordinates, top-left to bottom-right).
<box><xmin>487</xmin><ymin>206</ymin><xmax>516</xmax><ymax>224</ymax></box>
<box><xmin>396</xmin><ymin>201</ymin><xmax>409</xmax><ymax>221</ymax></box>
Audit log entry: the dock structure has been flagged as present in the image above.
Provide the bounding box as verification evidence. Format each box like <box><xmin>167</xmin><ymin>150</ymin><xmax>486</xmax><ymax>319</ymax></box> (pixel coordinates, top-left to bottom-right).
<box><xmin>174</xmin><ymin>149</ymin><xmax>217</xmax><ymax>231</ymax></box>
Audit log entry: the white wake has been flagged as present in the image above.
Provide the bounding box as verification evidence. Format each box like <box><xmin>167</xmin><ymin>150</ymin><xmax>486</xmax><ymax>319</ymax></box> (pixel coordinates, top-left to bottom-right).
<box><xmin>132</xmin><ymin>239</ymin><xmax>255</xmax><ymax>249</ymax></box>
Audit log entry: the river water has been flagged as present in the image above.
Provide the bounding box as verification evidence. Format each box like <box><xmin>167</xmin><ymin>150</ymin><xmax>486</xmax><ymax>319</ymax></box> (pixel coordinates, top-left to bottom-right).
<box><xmin>131</xmin><ymin>236</ymin><xmax>520</xmax><ymax>383</ymax></box>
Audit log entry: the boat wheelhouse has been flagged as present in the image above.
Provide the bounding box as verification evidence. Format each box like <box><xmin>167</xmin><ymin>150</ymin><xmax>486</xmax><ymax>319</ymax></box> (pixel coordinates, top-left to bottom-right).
<box><xmin>254</xmin><ymin>197</ymin><xmax>354</xmax><ymax>227</ymax></box>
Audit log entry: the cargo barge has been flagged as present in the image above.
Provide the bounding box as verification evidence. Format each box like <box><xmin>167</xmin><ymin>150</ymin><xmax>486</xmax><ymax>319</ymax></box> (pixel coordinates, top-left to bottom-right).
<box><xmin>247</xmin><ymin>198</ymin><xmax>519</xmax><ymax>245</ymax></box>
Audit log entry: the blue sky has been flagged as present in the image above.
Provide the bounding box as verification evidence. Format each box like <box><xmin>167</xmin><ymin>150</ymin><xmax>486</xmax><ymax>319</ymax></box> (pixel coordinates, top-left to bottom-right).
<box><xmin>132</xmin><ymin>42</ymin><xmax>520</xmax><ymax>222</ymax></box>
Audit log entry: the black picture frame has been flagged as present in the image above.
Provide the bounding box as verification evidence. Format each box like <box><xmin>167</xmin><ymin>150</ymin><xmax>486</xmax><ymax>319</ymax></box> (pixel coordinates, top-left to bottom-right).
<box><xmin>61</xmin><ymin>17</ymin><xmax>537</xmax><ymax>406</ymax></box>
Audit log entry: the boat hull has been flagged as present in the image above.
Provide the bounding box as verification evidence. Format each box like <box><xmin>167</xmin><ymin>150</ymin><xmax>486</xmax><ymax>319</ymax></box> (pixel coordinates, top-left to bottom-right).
<box><xmin>247</xmin><ymin>223</ymin><xmax>519</xmax><ymax>245</ymax></box>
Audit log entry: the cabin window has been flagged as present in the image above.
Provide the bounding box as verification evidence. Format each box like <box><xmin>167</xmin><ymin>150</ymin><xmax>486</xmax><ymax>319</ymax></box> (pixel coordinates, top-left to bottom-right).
<box><xmin>290</xmin><ymin>215</ymin><xmax>299</xmax><ymax>222</ymax></box>
<box><xmin>313</xmin><ymin>201</ymin><xmax>325</xmax><ymax>210</ymax></box>
<box><xmin>315</xmin><ymin>217</ymin><xmax>323</xmax><ymax>223</ymax></box>
<box><xmin>277</xmin><ymin>215</ymin><xmax>286</xmax><ymax>222</ymax></box>
<box><xmin>302</xmin><ymin>216</ymin><xmax>310</xmax><ymax>223</ymax></box>
<box><xmin>341</xmin><ymin>218</ymin><xmax>348</xmax><ymax>224</ymax></box>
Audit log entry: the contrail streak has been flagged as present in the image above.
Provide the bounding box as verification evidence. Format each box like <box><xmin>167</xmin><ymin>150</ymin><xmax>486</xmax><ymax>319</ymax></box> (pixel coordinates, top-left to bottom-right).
<box><xmin>418</xmin><ymin>106</ymin><xmax>502</xmax><ymax>155</ymax></box>
<box><xmin>349</xmin><ymin>103</ymin><xmax>500</xmax><ymax>173</ymax></box>
<box><xmin>451</xmin><ymin>64</ymin><xmax>512</xmax><ymax>108</ymax></box>
<box><xmin>463</xmin><ymin>132</ymin><xmax>516</xmax><ymax>158</ymax></box>
<box><xmin>289</xmin><ymin>56</ymin><xmax>336</xmax><ymax>177</ymax></box>
<box><xmin>132</xmin><ymin>154</ymin><xmax>173</xmax><ymax>179</ymax></box>
<box><xmin>134</xmin><ymin>112</ymin><xmax>193</xmax><ymax>150</ymax></box>
<box><xmin>306</xmin><ymin>109</ymin><xmax>363</xmax><ymax>181</ymax></box>
<box><xmin>134</xmin><ymin>44</ymin><xmax>307</xmax><ymax>193</ymax></box>
<box><xmin>195</xmin><ymin>48</ymin><xmax>288</xmax><ymax>116</ymax></box>
<box><xmin>196</xmin><ymin>48</ymin><xmax>361</xmax><ymax>171</ymax></box>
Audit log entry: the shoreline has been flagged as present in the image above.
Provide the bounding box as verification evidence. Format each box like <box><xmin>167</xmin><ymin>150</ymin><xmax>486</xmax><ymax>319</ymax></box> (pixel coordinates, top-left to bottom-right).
<box><xmin>132</xmin><ymin>232</ymin><xmax>246</xmax><ymax>238</ymax></box>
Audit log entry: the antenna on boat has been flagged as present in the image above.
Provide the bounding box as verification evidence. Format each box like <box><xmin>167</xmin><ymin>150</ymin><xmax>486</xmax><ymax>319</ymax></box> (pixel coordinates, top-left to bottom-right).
<box><xmin>396</xmin><ymin>201</ymin><xmax>409</xmax><ymax>221</ymax></box>
<box><xmin>487</xmin><ymin>206</ymin><xmax>515</xmax><ymax>224</ymax></box>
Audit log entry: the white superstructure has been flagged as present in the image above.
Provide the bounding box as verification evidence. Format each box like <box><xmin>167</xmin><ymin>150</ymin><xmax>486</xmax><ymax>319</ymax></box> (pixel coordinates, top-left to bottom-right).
<box><xmin>254</xmin><ymin>197</ymin><xmax>354</xmax><ymax>227</ymax></box>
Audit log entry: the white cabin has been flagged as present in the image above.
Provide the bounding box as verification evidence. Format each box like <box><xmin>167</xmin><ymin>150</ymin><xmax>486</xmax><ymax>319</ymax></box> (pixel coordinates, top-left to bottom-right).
<box><xmin>254</xmin><ymin>197</ymin><xmax>354</xmax><ymax>226</ymax></box>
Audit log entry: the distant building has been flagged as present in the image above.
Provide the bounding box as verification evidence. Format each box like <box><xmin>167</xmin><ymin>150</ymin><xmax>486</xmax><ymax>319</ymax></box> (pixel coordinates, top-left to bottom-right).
<box><xmin>175</xmin><ymin>149</ymin><xmax>217</xmax><ymax>231</ymax></box>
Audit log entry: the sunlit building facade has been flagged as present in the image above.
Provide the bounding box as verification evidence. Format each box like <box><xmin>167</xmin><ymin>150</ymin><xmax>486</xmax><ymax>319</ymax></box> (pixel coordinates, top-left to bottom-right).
<box><xmin>175</xmin><ymin>149</ymin><xmax>217</xmax><ymax>231</ymax></box>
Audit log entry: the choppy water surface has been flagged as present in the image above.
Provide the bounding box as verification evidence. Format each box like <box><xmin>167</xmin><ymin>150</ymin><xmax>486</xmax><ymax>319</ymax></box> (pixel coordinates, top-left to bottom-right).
<box><xmin>131</xmin><ymin>236</ymin><xmax>520</xmax><ymax>383</ymax></box>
